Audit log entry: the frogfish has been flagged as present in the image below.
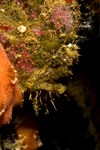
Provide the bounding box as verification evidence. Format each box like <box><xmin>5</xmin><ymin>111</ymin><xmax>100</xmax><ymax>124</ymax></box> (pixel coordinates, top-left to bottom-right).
<box><xmin>0</xmin><ymin>43</ymin><xmax>22</xmax><ymax>127</ymax></box>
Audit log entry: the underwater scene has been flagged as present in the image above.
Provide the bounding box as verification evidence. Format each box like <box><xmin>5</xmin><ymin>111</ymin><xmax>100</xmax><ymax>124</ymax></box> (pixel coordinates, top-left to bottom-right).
<box><xmin>0</xmin><ymin>0</ymin><xmax>100</xmax><ymax>149</ymax></box>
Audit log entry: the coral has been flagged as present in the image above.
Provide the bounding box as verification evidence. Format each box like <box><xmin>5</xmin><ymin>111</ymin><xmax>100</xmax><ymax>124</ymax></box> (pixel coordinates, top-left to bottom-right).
<box><xmin>0</xmin><ymin>108</ymin><xmax>43</xmax><ymax>150</ymax></box>
<box><xmin>0</xmin><ymin>0</ymin><xmax>81</xmax><ymax>112</ymax></box>
<box><xmin>0</xmin><ymin>43</ymin><xmax>22</xmax><ymax>127</ymax></box>
<box><xmin>50</xmin><ymin>5</ymin><xmax>73</xmax><ymax>32</ymax></box>
<box><xmin>2</xmin><ymin>137</ymin><xmax>27</xmax><ymax>150</ymax></box>
<box><xmin>16</xmin><ymin>115</ymin><xmax>43</xmax><ymax>150</ymax></box>
<box><xmin>7</xmin><ymin>41</ymin><xmax>36</xmax><ymax>76</ymax></box>
<box><xmin>65</xmin><ymin>0</ymin><xmax>72</xmax><ymax>2</ymax></box>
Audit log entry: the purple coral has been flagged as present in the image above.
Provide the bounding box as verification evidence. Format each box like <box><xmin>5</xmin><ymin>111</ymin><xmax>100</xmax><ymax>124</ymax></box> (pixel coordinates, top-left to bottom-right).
<box><xmin>50</xmin><ymin>5</ymin><xmax>74</xmax><ymax>33</ymax></box>
<box><xmin>16</xmin><ymin>49</ymin><xmax>36</xmax><ymax>73</ymax></box>
<box><xmin>7</xmin><ymin>42</ymin><xmax>36</xmax><ymax>74</ymax></box>
<box><xmin>30</xmin><ymin>9</ymin><xmax>38</xmax><ymax>18</ymax></box>
<box><xmin>32</xmin><ymin>28</ymin><xmax>45</xmax><ymax>37</ymax></box>
<box><xmin>0</xmin><ymin>33</ymin><xmax>7</xmax><ymax>43</ymax></box>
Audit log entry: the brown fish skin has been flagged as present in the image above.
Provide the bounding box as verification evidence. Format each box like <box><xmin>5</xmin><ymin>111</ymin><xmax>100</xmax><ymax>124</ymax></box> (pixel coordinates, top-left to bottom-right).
<box><xmin>0</xmin><ymin>43</ymin><xmax>22</xmax><ymax>127</ymax></box>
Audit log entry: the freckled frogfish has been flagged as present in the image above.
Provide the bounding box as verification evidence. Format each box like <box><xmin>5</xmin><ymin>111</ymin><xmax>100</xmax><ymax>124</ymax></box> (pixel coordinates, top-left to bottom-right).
<box><xmin>0</xmin><ymin>43</ymin><xmax>22</xmax><ymax>127</ymax></box>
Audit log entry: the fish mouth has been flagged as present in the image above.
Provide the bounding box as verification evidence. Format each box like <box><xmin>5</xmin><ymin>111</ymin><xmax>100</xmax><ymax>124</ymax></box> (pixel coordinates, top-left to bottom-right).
<box><xmin>22</xmin><ymin>69</ymin><xmax>67</xmax><ymax>115</ymax></box>
<box><xmin>21</xmin><ymin>65</ymin><xmax>66</xmax><ymax>95</ymax></box>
